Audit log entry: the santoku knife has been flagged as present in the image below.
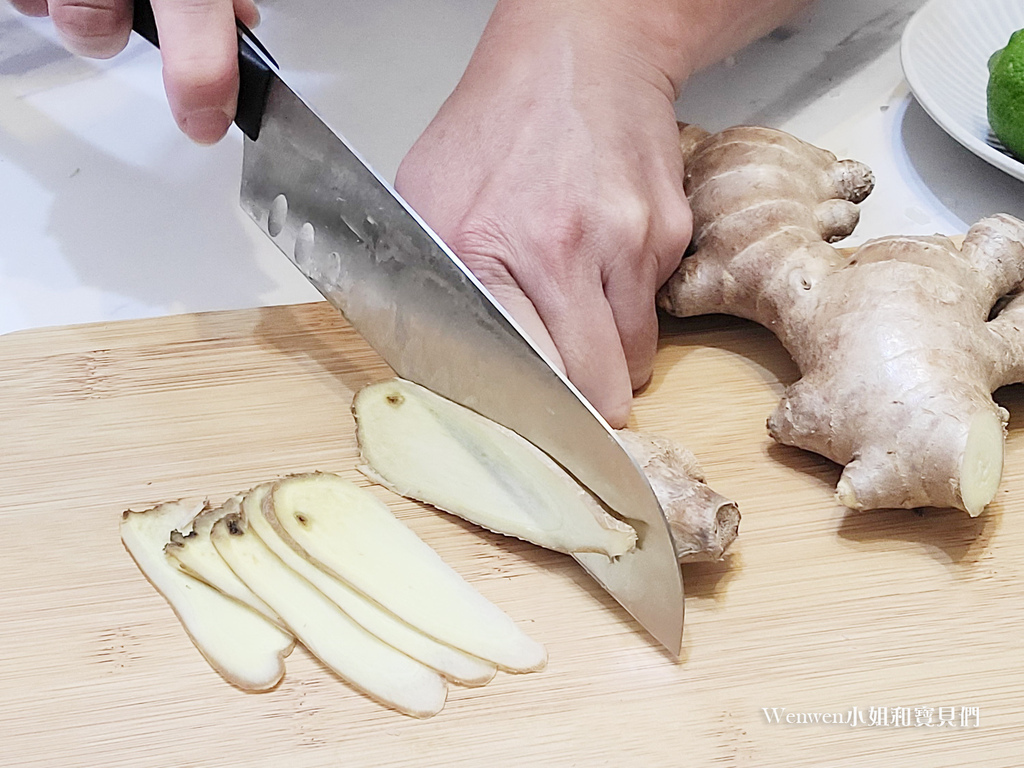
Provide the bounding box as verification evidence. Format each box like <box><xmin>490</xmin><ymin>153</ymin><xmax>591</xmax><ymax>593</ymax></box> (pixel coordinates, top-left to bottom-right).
<box><xmin>130</xmin><ymin>0</ymin><xmax>685</xmax><ymax>655</ymax></box>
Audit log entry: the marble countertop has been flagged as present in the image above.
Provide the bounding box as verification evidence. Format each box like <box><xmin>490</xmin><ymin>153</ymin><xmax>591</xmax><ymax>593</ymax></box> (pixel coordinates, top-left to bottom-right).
<box><xmin>1</xmin><ymin>0</ymin><xmax>1022</xmax><ymax>338</ymax></box>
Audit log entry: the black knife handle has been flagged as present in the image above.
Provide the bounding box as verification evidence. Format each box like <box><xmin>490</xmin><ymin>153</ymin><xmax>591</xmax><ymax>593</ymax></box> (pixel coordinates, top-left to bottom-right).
<box><xmin>131</xmin><ymin>0</ymin><xmax>275</xmax><ymax>141</ymax></box>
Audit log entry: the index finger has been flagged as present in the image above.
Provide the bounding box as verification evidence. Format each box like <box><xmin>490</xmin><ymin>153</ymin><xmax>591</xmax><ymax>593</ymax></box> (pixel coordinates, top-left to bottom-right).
<box><xmin>150</xmin><ymin>0</ymin><xmax>238</xmax><ymax>144</ymax></box>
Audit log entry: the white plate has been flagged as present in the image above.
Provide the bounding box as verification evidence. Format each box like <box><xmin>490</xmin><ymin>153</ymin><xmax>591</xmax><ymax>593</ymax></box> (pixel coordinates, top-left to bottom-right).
<box><xmin>901</xmin><ymin>0</ymin><xmax>1024</xmax><ymax>182</ymax></box>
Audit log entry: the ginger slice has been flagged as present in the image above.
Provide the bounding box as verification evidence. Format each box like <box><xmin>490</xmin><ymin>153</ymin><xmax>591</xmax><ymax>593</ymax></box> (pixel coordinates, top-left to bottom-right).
<box><xmin>241</xmin><ymin>483</ymin><xmax>496</xmax><ymax>687</ymax></box>
<box><xmin>164</xmin><ymin>496</ymin><xmax>285</xmax><ymax>627</ymax></box>
<box><xmin>353</xmin><ymin>378</ymin><xmax>636</xmax><ymax>557</ymax></box>
<box><xmin>210</xmin><ymin>512</ymin><xmax>448</xmax><ymax>719</ymax></box>
<box><xmin>355</xmin><ymin>378</ymin><xmax>737</xmax><ymax>562</ymax></box>
<box><xmin>264</xmin><ymin>473</ymin><xmax>548</xmax><ymax>673</ymax></box>
<box><xmin>120</xmin><ymin>500</ymin><xmax>294</xmax><ymax>691</ymax></box>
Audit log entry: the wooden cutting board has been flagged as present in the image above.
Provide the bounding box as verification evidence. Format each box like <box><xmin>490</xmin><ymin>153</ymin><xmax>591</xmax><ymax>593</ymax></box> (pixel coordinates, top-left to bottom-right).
<box><xmin>1</xmin><ymin>302</ymin><xmax>1020</xmax><ymax>768</ymax></box>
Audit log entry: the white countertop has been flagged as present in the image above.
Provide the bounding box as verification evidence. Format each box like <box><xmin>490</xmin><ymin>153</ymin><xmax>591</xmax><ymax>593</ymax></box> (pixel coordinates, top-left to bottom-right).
<box><xmin>2</xmin><ymin>0</ymin><xmax>1022</xmax><ymax>338</ymax></box>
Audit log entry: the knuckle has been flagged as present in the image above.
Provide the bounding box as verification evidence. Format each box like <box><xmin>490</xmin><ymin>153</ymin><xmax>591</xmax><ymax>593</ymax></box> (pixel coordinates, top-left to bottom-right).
<box><xmin>10</xmin><ymin>0</ymin><xmax>50</xmax><ymax>18</ymax></box>
<box><xmin>164</xmin><ymin>55</ymin><xmax>236</xmax><ymax>101</ymax></box>
<box><xmin>543</xmin><ymin>207</ymin><xmax>589</xmax><ymax>263</ymax></box>
<box><xmin>447</xmin><ymin>213</ymin><xmax>508</xmax><ymax>257</ymax></box>
<box><xmin>659</xmin><ymin>202</ymin><xmax>693</xmax><ymax>254</ymax></box>
<box><xmin>650</xmin><ymin>195</ymin><xmax>692</xmax><ymax>281</ymax></box>
<box><xmin>52</xmin><ymin>1</ymin><xmax>129</xmax><ymax>55</ymax></box>
<box><xmin>598</xmin><ymin>195</ymin><xmax>649</xmax><ymax>250</ymax></box>
<box><xmin>457</xmin><ymin>248</ymin><xmax>514</xmax><ymax>288</ymax></box>
<box><xmin>535</xmin><ymin>197</ymin><xmax>648</xmax><ymax>273</ymax></box>
<box><xmin>445</xmin><ymin>215</ymin><xmax>519</xmax><ymax>281</ymax></box>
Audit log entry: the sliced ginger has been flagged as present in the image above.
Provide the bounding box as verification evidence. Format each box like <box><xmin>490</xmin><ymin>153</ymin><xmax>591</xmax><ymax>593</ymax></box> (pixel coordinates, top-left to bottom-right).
<box><xmin>354</xmin><ymin>378</ymin><xmax>637</xmax><ymax>557</ymax></box>
<box><xmin>264</xmin><ymin>472</ymin><xmax>548</xmax><ymax>673</ymax></box>
<box><xmin>123</xmin><ymin>472</ymin><xmax>542</xmax><ymax>717</ymax></box>
<box><xmin>164</xmin><ymin>495</ymin><xmax>285</xmax><ymax>627</ymax></box>
<box><xmin>659</xmin><ymin>124</ymin><xmax>1024</xmax><ymax>515</ymax></box>
<box><xmin>120</xmin><ymin>500</ymin><xmax>294</xmax><ymax>691</ymax></box>
<box><xmin>210</xmin><ymin>512</ymin><xmax>449</xmax><ymax>718</ymax></box>
<box><xmin>354</xmin><ymin>378</ymin><xmax>738</xmax><ymax>562</ymax></box>
<box><xmin>241</xmin><ymin>483</ymin><xmax>497</xmax><ymax>687</ymax></box>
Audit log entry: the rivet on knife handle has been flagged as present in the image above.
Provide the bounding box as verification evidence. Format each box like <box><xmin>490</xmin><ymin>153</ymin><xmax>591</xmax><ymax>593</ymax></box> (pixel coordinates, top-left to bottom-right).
<box><xmin>130</xmin><ymin>0</ymin><xmax>275</xmax><ymax>141</ymax></box>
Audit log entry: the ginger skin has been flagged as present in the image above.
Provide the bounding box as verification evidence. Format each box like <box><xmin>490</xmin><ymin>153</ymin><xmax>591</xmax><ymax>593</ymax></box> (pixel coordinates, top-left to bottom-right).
<box><xmin>617</xmin><ymin>429</ymin><xmax>739</xmax><ymax>561</ymax></box>
<box><xmin>659</xmin><ymin>125</ymin><xmax>1024</xmax><ymax>515</ymax></box>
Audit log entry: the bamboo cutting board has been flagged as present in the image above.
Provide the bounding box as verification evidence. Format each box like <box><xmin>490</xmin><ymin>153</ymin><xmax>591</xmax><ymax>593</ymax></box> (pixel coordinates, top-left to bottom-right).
<box><xmin>0</xmin><ymin>302</ymin><xmax>1021</xmax><ymax>768</ymax></box>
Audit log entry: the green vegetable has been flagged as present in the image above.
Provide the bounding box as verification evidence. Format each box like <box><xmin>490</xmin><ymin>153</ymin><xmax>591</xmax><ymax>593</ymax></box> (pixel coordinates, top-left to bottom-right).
<box><xmin>988</xmin><ymin>29</ymin><xmax>1024</xmax><ymax>160</ymax></box>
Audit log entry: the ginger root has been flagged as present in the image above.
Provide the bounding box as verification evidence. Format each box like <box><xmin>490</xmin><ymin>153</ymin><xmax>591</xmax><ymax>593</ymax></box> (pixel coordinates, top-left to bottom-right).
<box><xmin>659</xmin><ymin>124</ymin><xmax>1024</xmax><ymax>515</ymax></box>
<box><xmin>616</xmin><ymin>430</ymin><xmax>739</xmax><ymax>561</ymax></box>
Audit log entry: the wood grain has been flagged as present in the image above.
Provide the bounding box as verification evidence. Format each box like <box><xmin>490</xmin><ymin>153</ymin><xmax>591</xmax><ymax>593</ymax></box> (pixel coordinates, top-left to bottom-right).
<box><xmin>0</xmin><ymin>303</ymin><xmax>1020</xmax><ymax>767</ymax></box>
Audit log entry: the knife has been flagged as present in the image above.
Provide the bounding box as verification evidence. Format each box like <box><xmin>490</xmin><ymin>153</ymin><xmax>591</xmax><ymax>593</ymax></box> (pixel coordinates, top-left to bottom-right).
<box><xmin>130</xmin><ymin>0</ymin><xmax>685</xmax><ymax>655</ymax></box>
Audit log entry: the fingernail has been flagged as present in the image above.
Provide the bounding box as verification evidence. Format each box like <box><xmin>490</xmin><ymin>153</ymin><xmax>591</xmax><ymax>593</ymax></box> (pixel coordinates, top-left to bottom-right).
<box><xmin>181</xmin><ymin>108</ymin><xmax>232</xmax><ymax>145</ymax></box>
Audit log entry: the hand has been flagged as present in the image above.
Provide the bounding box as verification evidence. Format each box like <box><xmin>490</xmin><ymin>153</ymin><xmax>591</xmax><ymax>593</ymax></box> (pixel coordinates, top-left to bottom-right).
<box><xmin>8</xmin><ymin>0</ymin><xmax>259</xmax><ymax>144</ymax></box>
<box><xmin>395</xmin><ymin>3</ymin><xmax>692</xmax><ymax>428</ymax></box>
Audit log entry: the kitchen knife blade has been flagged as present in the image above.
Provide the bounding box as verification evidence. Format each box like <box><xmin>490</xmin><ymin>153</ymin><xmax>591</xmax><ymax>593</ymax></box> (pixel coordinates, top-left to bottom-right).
<box><xmin>131</xmin><ymin>5</ymin><xmax>684</xmax><ymax>654</ymax></box>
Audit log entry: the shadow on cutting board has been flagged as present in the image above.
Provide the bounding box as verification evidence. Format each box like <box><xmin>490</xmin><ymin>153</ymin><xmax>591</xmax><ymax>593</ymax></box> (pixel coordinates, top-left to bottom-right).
<box><xmin>247</xmin><ymin>302</ymin><xmax>387</xmax><ymax>395</ymax></box>
<box><xmin>654</xmin><ymin>313</ymin><xmax>800</xmax><ymax>394</ymax></box>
